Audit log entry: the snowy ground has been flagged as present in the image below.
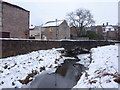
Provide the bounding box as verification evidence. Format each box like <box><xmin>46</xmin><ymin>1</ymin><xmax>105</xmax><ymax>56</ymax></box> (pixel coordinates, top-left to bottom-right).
<box><xmin>0</xmin><ymin>44</ymin><xmax>119</xmax><ymax>89</ymax></box>
<box><xmin>0</xmin><ymin>48</ymin><xmax>67</xmax><ymax>89</ymax></box>
<box><xmin>73</xmin><ymin>44</ymin><xmax>119</xmax><ymax>88</ymax></box>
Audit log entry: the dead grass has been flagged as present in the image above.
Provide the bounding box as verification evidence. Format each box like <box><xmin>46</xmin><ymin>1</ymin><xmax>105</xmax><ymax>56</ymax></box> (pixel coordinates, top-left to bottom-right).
<box><xmin>40</xmin><ymin>66</ymin><xmax>46</xmax><ymax>72</ymax></box>
<box><xmin>18</xmin><ymin>70</ymin><xmax>38</xmax><ymax>84</ymax></box>
<box><xmin>102</xmin><ymin>72</ymin><xmax>120</xmax><ymax>84</ymax></box>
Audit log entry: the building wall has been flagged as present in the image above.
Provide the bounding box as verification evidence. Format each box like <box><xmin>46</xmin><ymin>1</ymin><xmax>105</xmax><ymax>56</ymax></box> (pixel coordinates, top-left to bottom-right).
<box><xmin>118</xmin><ymin>1</ymin><xmax>120</xmax><ymax>25</ymax></box>
<box><xmin>2</xmin><ymin>2</ymin><xmax>29</xmax><ymax>39</ymax></box>
<box><xmin>41</xmin><ymin>27</ymin><xmax>58</xmax><ymax>40</ymax></box>
<box><xmin>30</xmin><ymin>30</ymin><xmax>41</xmax><ymax>39</ymax></box>
<box><xmin>96</xmin><ymin>26</ymin><xmax>103</xmax><ymax>35</ymax></box>
<box><xmin>0</xmin><ymin>1</ymin><xmax>2</xmax><ymax>32</ymax></box>
<box><xmin>41</xmin><ymin>21</ymin><xmax>70</xmax><ymax>40</ymax></box>
<box><xmin>118</xmin><ymin>2</ymin><xmax>120</xmax><ymax>40</ymax></box>
<box><xmin>106</xmin><ymin>31</ymin><xmax>118</xmax><ymax>40</ymax></box>
<box><xmin>29</xmin><ymin>26</ymin><xmax>41</xmax><ymax>39</ymax></box>
<box><xmin>58</xmin><ymin>21</ymin><xmax>70</xmax><ymax>39</ymax></box>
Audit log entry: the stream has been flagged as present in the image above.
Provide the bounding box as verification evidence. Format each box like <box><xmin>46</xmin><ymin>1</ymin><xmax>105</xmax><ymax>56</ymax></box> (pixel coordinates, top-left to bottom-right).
<box><xmin>27</xmin><ymin>59</ymin><xmax>86</xmax><ymax>89</ymax></box>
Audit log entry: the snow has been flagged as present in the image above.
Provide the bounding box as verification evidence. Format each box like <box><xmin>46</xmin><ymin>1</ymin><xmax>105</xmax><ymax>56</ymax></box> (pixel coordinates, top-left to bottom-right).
<box><xmin>42</xmin><ymin>20</ymin><xmax>63</xmax><ymax>27</ymax></box>
<box><xmin>104</xmin><ymin>25</ymin><xmax>115</xmax><ymax>32</ymax></box>
<box><xmin>0</xmin><ymin>43</ymin><xmax>119</xmax><ymax>89</ymax></box>
<box><xmin>1</xmin><ymin>38</ymin><xmax>118</xmax><ymax>42</ymax></box>
<box><xmin>77</xmin><ymin>54</ymin><xmax>91</xmax><ymax>68</ymax></box>
<box><xmin>29</xmin><ymin>25</ymin><xmax>35</xmax><ymax>29</ymax></box>
<box><xmin>73</xmin><ymin>44</ymin><xmax>119</xmax><ymax>88</ymax></box>
<box><xmin>0</xmin><ymin>48</ymin><xmax>67</xmax><ymax>89</ymax></box>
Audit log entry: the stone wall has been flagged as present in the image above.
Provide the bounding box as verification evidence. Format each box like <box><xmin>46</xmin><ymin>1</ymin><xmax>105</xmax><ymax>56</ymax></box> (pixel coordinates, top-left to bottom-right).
<box><xmin>107</xmin><ymin>31</ymin><xmax>118</xmax><ymax>40</ymax></box>
<box><xmin>58</xmin><ymin>21</ymin><xmax>70</xmax><ymax>39</ymax></box>
<box><xmin>0</xmin><ymin>39</ymin><xmax>114</xmax><ymax>58</ymax></box>
<box><xmin>41</xmin><ymin>27</ymin><xmax>58</xmax><ymax>40</ymax></box>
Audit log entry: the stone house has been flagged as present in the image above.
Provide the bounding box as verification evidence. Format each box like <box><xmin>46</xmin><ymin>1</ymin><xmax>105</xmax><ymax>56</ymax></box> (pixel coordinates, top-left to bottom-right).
<box><xmin>103</xmin><ymin>25</ymin><xmax>118</xmax><ymax>40</ymax></box>
<box><xmin>29</xmin><ymin>26</ymin><xmax>41</xmax><ymax>39</ymax></box>
<box><xmin>0</xmin><ymin>1</ymin><xmax>29</xmax><ymax>39</ymax></box>
<box><xmin>41</xmin><ymin>20</ymin><xmax>70</xmax><ymax>40</ymax></box>
<box><xmin>89</xmin><ymin>23</ymin><xmax>118</xmax><ymax>40</ymax></box>
<box><xmin>95</xmin><ymin>26</ymin><xmax>104</xmax><ymax>36</ymax></box>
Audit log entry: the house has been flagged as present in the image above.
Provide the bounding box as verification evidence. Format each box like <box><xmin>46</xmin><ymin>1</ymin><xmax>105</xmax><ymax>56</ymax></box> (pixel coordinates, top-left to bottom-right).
<box><xmin>0</xmin><ymin>1</ymin><xmax>29</xmax><ymax>39</ymax></box>
<box><xmin>41</xmin><ymin>20</ymin><xmax>70</xmax><ymax>40</ymax></box>
<box><xmin>95</xmin><ymin>25</ymin><xmax>104</xmax><ymax>35</ymax></box>
<box><xmin>88</xmin><ymin>23</ymin><xmax>118</xmax><ymax>40</ymax></box>
<box><xmin>103</xmin><ymin>25</ymin><xmax>118</xmax><ymax>40</ymax></box>
<box><xmin>29</xmin><ymin>26</ymin><xmax>41</xmax><ymax>39</ymax></box>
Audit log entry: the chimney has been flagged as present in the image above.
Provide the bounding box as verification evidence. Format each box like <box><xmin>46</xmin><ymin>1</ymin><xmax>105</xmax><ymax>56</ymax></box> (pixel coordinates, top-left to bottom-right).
<box><xmin>103</xmin><ymin>23</ymin><xmax>105</xmax><ymax>27</ymax></box>
<box><xmin>106</xmin><ymin>22</ymin><xmax>108</xmax><ymax>26</ymax></box>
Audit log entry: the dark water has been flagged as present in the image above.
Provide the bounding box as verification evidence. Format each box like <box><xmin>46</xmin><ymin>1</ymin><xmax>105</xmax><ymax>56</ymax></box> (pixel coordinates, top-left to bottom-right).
<box><xmin>27</xmin><ymin>59</ymin><xmax>85</xmax><ymax>88</ymax></box>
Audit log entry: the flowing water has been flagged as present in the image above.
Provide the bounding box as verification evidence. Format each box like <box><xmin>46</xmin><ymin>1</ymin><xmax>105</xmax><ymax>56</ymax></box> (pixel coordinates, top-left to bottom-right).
<box><xmin>27</xmin><ymin>59</ymin><xmax>85</xmax><ymax>89</ymax></box>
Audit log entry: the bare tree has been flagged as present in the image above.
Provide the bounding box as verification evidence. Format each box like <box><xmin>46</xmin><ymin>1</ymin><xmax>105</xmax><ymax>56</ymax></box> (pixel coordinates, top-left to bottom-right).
<box><xmin>67</xmin><ymin>8</ymin><xmax>95</xmax><ymax>36</ymax></box>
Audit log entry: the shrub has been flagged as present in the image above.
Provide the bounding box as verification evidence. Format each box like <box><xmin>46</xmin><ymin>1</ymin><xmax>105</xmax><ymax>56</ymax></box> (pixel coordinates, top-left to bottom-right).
<box><xmin>85</xmin><ymin>31</ymin><xmax>104</xmax><ymax>40</ymax></box>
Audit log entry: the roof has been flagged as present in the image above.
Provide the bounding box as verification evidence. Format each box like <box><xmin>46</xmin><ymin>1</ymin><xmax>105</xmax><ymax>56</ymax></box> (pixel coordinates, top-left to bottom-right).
<box><xmin>112</xmin><ymin>25</ymin><xmax>118</xmax><ymax>29</ymax></box>
<box><xmin>29</xmin><ymin>25</ymin><xmax>35</xmax><ymax>30</ymax></box>
<box><xmin>105</xmin><ymin>25</ymin><xmax>114</xmax><ymax>29</ymax></box>
<box><xmin>42</xmin><ymin>20</ymin><xmax>64</xmax><ymax>27</ymax></box>
<box><xmin>29</xmin><ymin>26</ymin><xmax>41</xmax><ymax>31</ymax></box>
<box><xmin>2</xmin><ymin>1</ymin><xmax>29</xmax><ymax>12</ymax></box>
<box><xmin>104</xmin><ymin>25</ymin><xmax>115</xmax><ymax>32</ymax></box>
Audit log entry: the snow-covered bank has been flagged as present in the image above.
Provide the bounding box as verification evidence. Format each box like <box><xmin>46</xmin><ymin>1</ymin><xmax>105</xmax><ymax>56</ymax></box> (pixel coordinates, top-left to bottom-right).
<box><xmin>0</xmin><ymin>48</ymin><xmax>66</xmax><ymax>89</ymax></box>
<box><xmin>77</xmin><ymin>54</ymin><xmax>91</xmax><ymax>68</ymax></box>
<box><xmin>73</xmin><ymin>44</ymin><xmax>119</xmax><ymax>88</ymax></box>
<box><xmin>0</xmin><ymin>44</ymin><xmax>119</xmax><ymax>89</ymax></box>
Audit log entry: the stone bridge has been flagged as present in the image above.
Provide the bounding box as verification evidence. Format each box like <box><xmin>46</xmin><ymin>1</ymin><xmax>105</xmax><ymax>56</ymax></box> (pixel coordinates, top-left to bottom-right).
<box><xmin>0</xmin><ymin>39</ymin><xmax>115</xmax><ymax>58</ymax></box>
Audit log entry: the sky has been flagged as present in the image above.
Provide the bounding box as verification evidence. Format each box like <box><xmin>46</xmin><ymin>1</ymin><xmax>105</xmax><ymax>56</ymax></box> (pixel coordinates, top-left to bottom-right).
<box><xmin>4</xmin><ymin>0</ymin><xmax>119</xmax><ymax>26</ymax></box>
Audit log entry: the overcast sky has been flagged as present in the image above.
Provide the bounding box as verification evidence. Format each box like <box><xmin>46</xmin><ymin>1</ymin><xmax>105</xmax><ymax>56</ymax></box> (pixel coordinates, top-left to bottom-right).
<box><xmin>4</xmin><ymin>0</ymin><xmax>119</xmax><ymax>26</ymax></box>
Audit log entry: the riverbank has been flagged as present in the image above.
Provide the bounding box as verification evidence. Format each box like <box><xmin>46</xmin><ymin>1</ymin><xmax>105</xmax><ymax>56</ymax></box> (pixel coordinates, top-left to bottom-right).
<box><xmin>0</xmin><ymin>44</ymin><xmax>119</xmax><ymax>89</ymax></box>
<box><xmin>0</xmin><ymin>47</ymin><xmax>89</xmax><ymax>89</ymax></box>
<box><xmin>73</xmin><ymin>44</ymin><xmax>119</xmax><ymax>88</ymax></box>
<box><xmin>0</xmin><ymin>48</ymin><xmax>66</xmax><ymax>88</ymax></box>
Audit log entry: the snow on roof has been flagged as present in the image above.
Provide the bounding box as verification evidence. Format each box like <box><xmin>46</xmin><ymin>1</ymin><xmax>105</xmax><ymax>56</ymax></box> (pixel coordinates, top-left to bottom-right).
<box><xmin>29</xmin><ymin>25</ymin><xmax>35</xmax><ymax>29</ymax></box>
<box><xmin>3</xmin><ymin>1</ymin><xmax>29</xmax><ymax>12</ymax></box>
<box><xmin>42</xmin><ymin>20</ymin><xmax>64</xmax><ymax>27</ymax></box>
<box><xmin>105</xmin><ymin>25</ymin><xmax>114</xmax><ymax>29</ymax></box>
<box><xmin>104</xmin><ymin>25</ymin><xmax>115</xmax><ymax>32</ymax></box>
